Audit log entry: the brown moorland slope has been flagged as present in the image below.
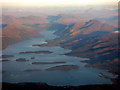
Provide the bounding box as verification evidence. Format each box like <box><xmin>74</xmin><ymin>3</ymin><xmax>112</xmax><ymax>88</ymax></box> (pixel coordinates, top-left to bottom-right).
<box><xmin>43</xmin><ymin>20</ymin><xmax>119</xmax><ymax>74</ymax></box>
<box><xmin>1</xmin><ymin>15</ymin><xmax>48</xmax><ymax>49</ymax></box>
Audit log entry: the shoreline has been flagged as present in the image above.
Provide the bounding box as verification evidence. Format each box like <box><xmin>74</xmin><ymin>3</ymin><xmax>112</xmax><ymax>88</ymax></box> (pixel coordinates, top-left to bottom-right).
<box><xmin>1</xmin><ymin>28</ymin><xmax>118</xmax><ymax>87</ymax></box>
<box><xmin>2</xmin><ymin>35</ymin><xmax>42</xmax><ymax>50</ymax></box>
<box><xmin>2</xmin><ymin>82</ymin><xmax>119</xmax><ymax>90</ymax></box>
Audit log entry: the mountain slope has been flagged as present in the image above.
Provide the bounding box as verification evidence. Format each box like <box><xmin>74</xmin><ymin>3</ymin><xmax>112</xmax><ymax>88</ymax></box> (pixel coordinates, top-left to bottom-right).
<box><xmin>45</xmin><ymin>20</ymin><xmax>119</xmax><ymax>74</ymax></box>
<box><xmin>55</xmin><ymin>20</ymin><xmax>116</xmax><ymax>36</ymax></box>
<box><xmin>1</xmin><ymin>15</ymin><xmax>48</xmax><ymax>49</ymax></box>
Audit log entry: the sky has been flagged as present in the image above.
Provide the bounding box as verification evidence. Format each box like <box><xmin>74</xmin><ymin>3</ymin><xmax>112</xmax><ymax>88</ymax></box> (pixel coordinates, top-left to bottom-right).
<box><xmin>0</xmin><ymin>0</ymin><xmax>119</xmax><ymax>7</ymax></box>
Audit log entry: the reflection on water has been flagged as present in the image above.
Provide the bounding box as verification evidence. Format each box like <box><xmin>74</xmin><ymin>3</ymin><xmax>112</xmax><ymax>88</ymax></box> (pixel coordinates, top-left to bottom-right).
<box><xmin>2</xmin><ymin>30</ymin><xmax>115</xmax><ymax>86</ymax></box>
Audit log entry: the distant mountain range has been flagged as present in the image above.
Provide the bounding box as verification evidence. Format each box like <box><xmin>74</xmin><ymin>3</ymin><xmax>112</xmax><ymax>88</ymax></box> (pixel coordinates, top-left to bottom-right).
<box><xmin>47</xmin><ymin>14</ymin><xmax>61</xmax><ymax>22</ymax></box>
<box><xmin>95</xmin><ymin>16</ymin><xmax>118</xmax><ymax>27</ymax></box>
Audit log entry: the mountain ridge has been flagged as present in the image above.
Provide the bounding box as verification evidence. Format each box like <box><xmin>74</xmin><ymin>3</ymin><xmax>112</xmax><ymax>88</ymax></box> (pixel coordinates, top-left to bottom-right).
<box><xmin>43</xmin><ymin>20</ymin><xmax>119</xmax><ymax>74</ymax></box>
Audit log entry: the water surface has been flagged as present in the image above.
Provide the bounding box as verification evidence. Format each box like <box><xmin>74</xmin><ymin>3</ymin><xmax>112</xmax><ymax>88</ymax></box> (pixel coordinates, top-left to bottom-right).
<box><xmin>2</xmin><ymin>30</ymin><xmax>115</xmax><ymax>86</ymax></box>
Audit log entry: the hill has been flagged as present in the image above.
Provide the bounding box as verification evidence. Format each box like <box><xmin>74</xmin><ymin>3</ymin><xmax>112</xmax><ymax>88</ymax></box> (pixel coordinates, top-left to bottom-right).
<box><xmin>44</xmin><ymin>20</ymin><xmax>119</xmax><ymax>74</ymax></box>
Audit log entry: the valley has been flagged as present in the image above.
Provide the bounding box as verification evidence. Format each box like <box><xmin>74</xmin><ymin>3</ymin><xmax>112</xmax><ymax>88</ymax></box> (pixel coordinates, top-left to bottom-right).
<box><xmin>1</xmin><ymin>5</ymin><xmax>119</xmax><ymax>89</ymax></box>
<box><xmin>41</xmin><ymin>19</ymin><xmax>119</xmax><ymax>75</ymax></box>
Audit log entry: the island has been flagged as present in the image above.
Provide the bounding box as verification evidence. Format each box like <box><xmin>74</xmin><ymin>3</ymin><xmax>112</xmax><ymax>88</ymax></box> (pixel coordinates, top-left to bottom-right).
<box><xmin>16</xmin><ymin>58</ymin><xmax>28</xmax><ymax>62</ymax></box>
<box><xmin>80</xmin><ymin>60</ymin><xmax>90</xmax><ymax>63</ymax></box>
<box><xmin>32</xmin><ymin>61</ymin><xmax>66</xmax><ymax>65</ymax></box>
<box><xmin>0</xmin><ymin>60</ymin><xmax>10</xmax><ymax>62</ymax></box>
<box><xmin>1</xmin><ymin>55</ymin><xmax>14</xmax><ymax>58</ymax></box>
<box><xmin>24</xmin><ymin>69</ymin><xmax>41</xmax><ymax>72</ymax></box>
<box><xmin>46</xmin><ymin>65</ymin><xmax>79</xmax><ymax>71</ymax></box>
<box><xmin>19</xmin><ymin>51</ymin><xmax>53</xmax><ymax>54</ymax></box>
<box><xmin>32</xmin><ymin>44</ymin><xmax>45</xmax><ymax>46</ymax></box>
<box><xmin>0</xmin><ymin>70</ymin><xmax>6</xmax><ymax>73</ymax></box>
